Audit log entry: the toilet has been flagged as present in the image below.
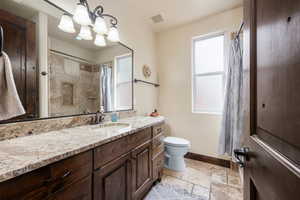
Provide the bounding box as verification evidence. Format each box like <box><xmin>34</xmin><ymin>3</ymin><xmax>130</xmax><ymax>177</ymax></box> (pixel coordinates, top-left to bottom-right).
<box><xmin>163</xmin><ymin>137</ymin><xmax>191</xmax><ymax>171</ymax></box>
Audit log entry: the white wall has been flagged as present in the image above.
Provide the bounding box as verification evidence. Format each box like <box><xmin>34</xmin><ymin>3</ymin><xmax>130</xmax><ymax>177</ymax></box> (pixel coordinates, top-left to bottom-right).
<box><xmin>157</xmin><ymin>7</ymin><xmax>243</xmax><ymax>158</ymax></box>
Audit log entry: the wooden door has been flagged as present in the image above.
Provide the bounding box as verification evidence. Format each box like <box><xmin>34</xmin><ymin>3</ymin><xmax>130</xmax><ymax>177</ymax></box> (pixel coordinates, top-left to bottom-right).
<box><xmin>131</xmin><ymin>141</ymin><xmax>152</xmax><ymax>200</ymax></box>
<box><xmin>243</xmin><ymin>0</ymin><xmax>300</xmax><ymax>199</ymax></box>
<box><xmin>94</xmin><ymin>153</ymin><xmax>132</xmax><ymax>200</ymax></box>
<box><xmin>0</xmin><ymin>9</ymin><xmax>37</xmax><ymax>121</ymax></box>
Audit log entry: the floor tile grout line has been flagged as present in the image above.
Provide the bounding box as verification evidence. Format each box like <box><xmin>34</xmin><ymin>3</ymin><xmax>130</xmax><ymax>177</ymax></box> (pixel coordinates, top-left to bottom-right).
<box><xmin>163</xmin><ymin>173</ymin><xmax>211</xmax><ymax>190</ymax></box>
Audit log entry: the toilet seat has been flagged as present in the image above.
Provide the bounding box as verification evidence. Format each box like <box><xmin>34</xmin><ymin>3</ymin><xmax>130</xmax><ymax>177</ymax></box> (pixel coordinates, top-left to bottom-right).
<box><xmin>164</xmin><ymin>137</ymin><xmax>190</xmax><ymax>147</ymax></box>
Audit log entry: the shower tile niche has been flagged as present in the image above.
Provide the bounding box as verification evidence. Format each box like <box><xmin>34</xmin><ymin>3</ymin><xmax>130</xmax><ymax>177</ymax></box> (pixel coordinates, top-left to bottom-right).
<box><xmin>49</xmin><ymin>53</ymin><xmax>101</xmax><ymax>117</ymax></box>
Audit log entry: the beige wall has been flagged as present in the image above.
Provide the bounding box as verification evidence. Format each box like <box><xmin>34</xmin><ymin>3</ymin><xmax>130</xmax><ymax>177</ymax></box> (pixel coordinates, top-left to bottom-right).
<box><xmin>157</xmin><ymin>7</ymin><xmax>243</xmax><ymax>158</ymax></box>
<box><xmin>49</xmin><ymin>37</ymin><xmax>96</xmax><ymax>63</ymax></box>
<box><xmin>95</xmin><ymin>45</ymin><xmax>131</xmax><ymax>64</ymax></box>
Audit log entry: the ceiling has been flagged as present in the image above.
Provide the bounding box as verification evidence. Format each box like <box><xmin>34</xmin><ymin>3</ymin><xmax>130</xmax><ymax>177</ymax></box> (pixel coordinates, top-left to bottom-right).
<box><xmin>94</xmin><ymin>0</ymin><xmax>243</xmax><ymax>32</ymax></box>
<box><xmin>3</xmin><ymin>0</ymin><xmax>243</xmax><ymax>40</ymax></box>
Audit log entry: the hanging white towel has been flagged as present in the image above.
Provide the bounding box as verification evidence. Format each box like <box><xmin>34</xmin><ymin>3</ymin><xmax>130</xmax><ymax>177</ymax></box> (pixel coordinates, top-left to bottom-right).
<box><xmin>0</xmin><ymin>52</ymin><xmax>25</xmax><ymax>120</ymax></box>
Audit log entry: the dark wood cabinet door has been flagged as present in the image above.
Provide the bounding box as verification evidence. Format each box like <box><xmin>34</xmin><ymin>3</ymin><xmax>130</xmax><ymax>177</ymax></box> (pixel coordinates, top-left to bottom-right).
<box><xmin>243</xmin><ymin>0</ymin><xmax>300</xmax><ymax>199</ymax></box>
<box><xmin>0</xmin><ymin>9</ymin><xmax>37</xmax><ymax>122</ymax></box>
<box><xmin>131</xmin><ymin>141</ymin><xmax>152</xmax><ymax>200</ymax></box>
<box><xmin>94</xmin><ymin>153</ymin><xmax>132</xmax><ymax>200</ymax></box>
<box><xmin>152</xmin><ymin>152</ymin><xmax>164</xmax><ymax>182</ymax></box>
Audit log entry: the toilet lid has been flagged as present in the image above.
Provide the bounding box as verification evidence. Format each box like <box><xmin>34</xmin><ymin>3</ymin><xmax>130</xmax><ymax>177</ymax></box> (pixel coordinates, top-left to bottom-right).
<box><xmin>164</xmin><ymin>137</ymin><xmax>190</xmax><ymax>147</ymax></box>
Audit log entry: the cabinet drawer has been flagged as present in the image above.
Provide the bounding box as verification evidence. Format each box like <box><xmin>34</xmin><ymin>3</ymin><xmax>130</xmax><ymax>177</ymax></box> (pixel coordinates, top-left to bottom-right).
<box><xmin>50</xmin><ymin>175</ymin><xmax>92</xmax><ymax>200</ymax></box>
<box><xmin>152</xmin><ymin>152</ymin><xmax>164</xmax><ymax>181</ymax></box>
<box><xmin>94</xmin><ymin>129</ymin><xmax>152</xmax><ymax>170</ymax></box>
<box><xmin>152</xmin><ymin>124</ymin><xmax>164</xmax><ymax>137</ymax></box>
<box><xmin>0</xmin><ymin>166</ymin><xmax>51</xmax><ymax>200</ymax></box>
<box><xmin>153</xmin><ymin>143</ymin><xmax>164</xmax><ymax>158</ymax></box>
<box><xmin>128</xmin><ymin>128</ymin><xmax>152</xmax><ymax>149</ymax></box>
<box><xmin>94</xmin><ymin>136</ymin><xmax>128</xmax><ymax>169</ymax></box>
<box><xmin>152</xmin><ymin>133</ymin><xmax>164</xmax><ymax>149</ymax></box>
<box><xmin>50</xmin><ymin>151</ymin><xmax>92</xmax><ymax>193</ymax></box>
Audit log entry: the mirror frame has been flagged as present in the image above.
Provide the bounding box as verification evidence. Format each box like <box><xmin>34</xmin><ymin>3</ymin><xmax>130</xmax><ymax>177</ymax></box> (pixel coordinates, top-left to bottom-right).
<box><xmin>0</xmin><ymin>42</ymin><xmax>134</xmax><ymax>124</ymax></box>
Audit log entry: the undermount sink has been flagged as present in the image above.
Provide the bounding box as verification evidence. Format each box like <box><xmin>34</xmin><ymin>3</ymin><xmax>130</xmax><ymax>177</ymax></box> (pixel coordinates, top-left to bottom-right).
<box><xmin>90</xmin><ymin>122</ymin><xmax>131</xmax><ymax>132</ymax></box>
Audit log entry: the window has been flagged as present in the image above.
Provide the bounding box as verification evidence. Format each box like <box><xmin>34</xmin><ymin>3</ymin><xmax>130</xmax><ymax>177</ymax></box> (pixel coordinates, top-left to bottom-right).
<box><xmin>192</xmin><ymin>34</ymin><xmax>225</xmax><ymax>114</ymax></box>
<box><xmin>114</xmin><ymin>54</ymin><xmax>133</xmax><ymax>110</ymax></box>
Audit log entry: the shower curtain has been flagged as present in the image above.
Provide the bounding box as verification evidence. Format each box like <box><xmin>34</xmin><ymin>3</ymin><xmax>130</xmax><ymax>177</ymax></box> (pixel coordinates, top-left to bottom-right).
<box><xmin>218</xmin><ymin>36</ymin><xmax>244</xmax><ymax>157</ymax></box>
<box><xmin>101</xmin><ymin>64</ymin><xmax>113</xmax><ymax>112</ymax></box>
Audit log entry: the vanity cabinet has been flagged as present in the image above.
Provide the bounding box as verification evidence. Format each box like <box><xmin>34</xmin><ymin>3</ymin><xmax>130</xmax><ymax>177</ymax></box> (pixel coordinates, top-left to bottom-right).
<box><xmin>0</xmin><ymin>123</ymin><xmax>165</xmax><ymax>200</ymax></box>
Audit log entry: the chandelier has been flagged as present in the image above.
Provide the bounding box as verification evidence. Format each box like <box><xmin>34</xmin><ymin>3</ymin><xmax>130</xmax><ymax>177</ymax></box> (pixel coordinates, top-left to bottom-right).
<box><xmin>57</xmin><ymin>0</ymin><xmax>120</xmax><ymax>47</ymax></box>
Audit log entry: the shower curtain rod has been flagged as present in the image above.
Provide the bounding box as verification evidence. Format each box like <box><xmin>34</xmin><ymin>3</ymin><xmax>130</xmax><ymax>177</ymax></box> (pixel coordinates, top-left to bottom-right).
<box><xmin>50</xmin><ymin>49</ymin><xmax>95</xmax><ymax>65</ymax></box>
<box><xmin>236</xmin><ymin>22</ymin><xmax>244</xmax><ymax>39</ymax></box>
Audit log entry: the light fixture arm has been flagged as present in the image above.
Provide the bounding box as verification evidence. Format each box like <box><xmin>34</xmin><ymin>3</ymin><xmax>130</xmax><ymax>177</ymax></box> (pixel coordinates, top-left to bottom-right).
<box><xmin>78</xmin><ymin>0</ymin><xmax>118</xmax><ymax>26</ymax></box>
<box><xmin>93</xmin><ymin>5</ymin><xmax>104</xmax><ymax>16</ymax></box>
<box><xmin>101</xmin><ymin>14</ymin><xmax>118</xmax><ymax>26</ymax></box>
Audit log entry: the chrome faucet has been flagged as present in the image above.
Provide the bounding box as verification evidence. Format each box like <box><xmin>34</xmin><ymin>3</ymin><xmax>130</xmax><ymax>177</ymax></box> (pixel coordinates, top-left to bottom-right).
<box><xmin>93</xmin><ymin>107</ymin><xmax>105</xmax><ymax>124</ymax></box>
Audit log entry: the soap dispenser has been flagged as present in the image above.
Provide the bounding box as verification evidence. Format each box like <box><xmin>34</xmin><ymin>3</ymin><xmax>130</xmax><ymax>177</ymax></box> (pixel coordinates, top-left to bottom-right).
<box><xmin>111</xmin><ymin>112</ymin><xmax>118</xmax><ymax>122</ymax></box>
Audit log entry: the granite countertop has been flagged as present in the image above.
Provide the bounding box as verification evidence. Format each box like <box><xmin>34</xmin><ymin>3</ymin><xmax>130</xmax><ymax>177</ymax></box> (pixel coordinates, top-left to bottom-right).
<box><xmin>0</xmin><ymin>116</ymin><xmax>164</xmax><ymax>183</ymax></box>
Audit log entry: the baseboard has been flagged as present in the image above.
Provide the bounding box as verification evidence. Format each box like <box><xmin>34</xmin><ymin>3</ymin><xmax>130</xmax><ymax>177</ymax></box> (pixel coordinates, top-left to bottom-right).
<box><xmin>184</xmin><ymin>152</ymin><xmax>231</xmax><ymax>168</ymax></box>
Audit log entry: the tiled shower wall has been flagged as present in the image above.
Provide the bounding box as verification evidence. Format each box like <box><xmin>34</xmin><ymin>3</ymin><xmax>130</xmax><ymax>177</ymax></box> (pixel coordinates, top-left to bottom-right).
<box><xmin>49</xmin><ymin>54</ymin><xmax>101</xmax><ymax>117</ymax></box>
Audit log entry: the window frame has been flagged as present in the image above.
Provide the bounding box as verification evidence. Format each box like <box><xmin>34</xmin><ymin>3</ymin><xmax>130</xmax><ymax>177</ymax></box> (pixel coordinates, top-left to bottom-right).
<box><xmin>191</xmin><ymin>32</ymin><xmax>226</xmax><ymax>115</ymax></box>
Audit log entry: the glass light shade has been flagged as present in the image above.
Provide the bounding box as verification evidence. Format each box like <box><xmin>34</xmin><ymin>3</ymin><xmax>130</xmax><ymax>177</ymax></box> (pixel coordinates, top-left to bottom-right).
<box><xmin>58</xmin><ymin>14</ymin><xmax>75</xmax><ymax>33</ymax></box>
<box><xmin>107</xmin><ymin>26</ymin><xmax>120</xmax><ymax>42</ymax></box>
<box><xmin>93</xmin><ymin>16</ymin><xmax>108</xmax><ymax>34</ymax></box>
<box><xmin>78</xmin><ymin>25</ymin><xmax>93</xmax><ymax>40</ymax></box>
<box><xmin>75</xmin><ymin>35</ymin><xmax>82</xmax><ymax>40</ymax></box>
<box><xmin>73</xmin><ymin>4</ymin><xmax>92</xmax><ymax>26</ymax></box>
<box><xmin>94</xmin><ymin>34</ymin><xmax>106</xmax><ymax>47</ymax></box>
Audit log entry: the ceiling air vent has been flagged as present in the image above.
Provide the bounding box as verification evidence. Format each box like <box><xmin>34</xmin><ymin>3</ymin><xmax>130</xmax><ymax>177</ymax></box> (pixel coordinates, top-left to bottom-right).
<box><xmin>151</xmin><ymin>14</ymin><xmax>164</xmax><ymax>24</ymax></box>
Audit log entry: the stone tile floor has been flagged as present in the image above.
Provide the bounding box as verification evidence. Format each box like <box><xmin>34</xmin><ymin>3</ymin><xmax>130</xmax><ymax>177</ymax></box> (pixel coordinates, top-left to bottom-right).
<box><xmin>144</xmin><ymin>158</ymin><xmax>243</xmax><ymax>200</ymax></box>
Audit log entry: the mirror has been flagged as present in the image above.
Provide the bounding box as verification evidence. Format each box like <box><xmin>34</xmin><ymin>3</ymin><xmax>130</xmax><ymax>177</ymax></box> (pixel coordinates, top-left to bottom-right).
<box><xmin>0</xmin><ymin>0</ymin><xmax>133</xmax><ymax>123</ymax></box>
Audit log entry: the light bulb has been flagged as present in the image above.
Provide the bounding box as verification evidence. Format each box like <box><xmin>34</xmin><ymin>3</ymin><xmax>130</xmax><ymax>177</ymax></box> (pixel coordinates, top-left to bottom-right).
<box><xmin>73</xmin><ymin>3</ymin><xmax>91</xmax><ymax>26</ymax></box>
<box><xmin>78</xmin><ymin>25</ymin><xmax>93</xmax><ymax>40</ymax></box>
<box><xmin>58</xmin><ymin>14</ymin><xmax>75</xmax><ymax>33</ymax></box>
<box><xmin>93</xmin><ymin>16</ymin><xmax>108</xmax><ymax>34</ymax></box>
<box><xmin>94</xmin><ymin>34</ymin><xmax>106</xmax><ymax>47</ymax></box>
<box><xmin>107</xmin><ymin>26</ymin><xmax>120</xmax><ymax>42</ymax></box>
